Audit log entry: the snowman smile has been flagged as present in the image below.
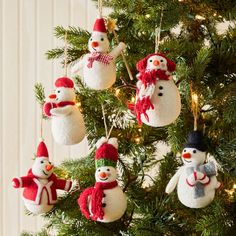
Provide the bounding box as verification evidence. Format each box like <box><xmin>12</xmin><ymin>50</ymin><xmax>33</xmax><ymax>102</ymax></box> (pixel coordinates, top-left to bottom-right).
<box><xmin>99</xmin><ymin>177</ymin><xmax>108</xmax><ymax>181</ymax></box>
<box><xmin>43</xmin><ymin>170</ymin><xmax>49</xmax><ymax>176</ymax></box>
<box><xmin>184</xmin><ymin>159</ymin><xmax>192</xmax><ymax>163</ymax></box>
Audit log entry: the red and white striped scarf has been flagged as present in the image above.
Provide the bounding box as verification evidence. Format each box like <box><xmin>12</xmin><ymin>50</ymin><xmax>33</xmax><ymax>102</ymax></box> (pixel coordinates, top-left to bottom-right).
<box><xmin>87</xmin><ymin>52</ymin><xmax>113</xmax><ymax>68</ymax></box>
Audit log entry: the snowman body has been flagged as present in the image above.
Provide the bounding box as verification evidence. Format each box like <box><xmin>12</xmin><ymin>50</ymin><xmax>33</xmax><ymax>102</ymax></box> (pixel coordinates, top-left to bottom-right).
<box><xmin>81</xmin><ymin>53</ymin><xmax>116</xmax><ymax>90</ymax></box>
<box><xmin>177</xmin><ymin>167</ymin><xmax>218</xmax><ymax>208</ymax></box>
<box><xmin>24</xmin><ymin>178</ymin><xmax>54</xmax><ymax>215</ymax></box>
<box><xmin>51</xmin><ymin>105</ymin><xmax>85</xmax><ymax>145</ymax></box>
<box><xmin>89</xmin><ymin>184</ymin><xmax>127</xmax><ymax>222</ymax></box>
<box><xmin>140</xmin><ymin>78</ymin><xmax>181</xmax><ymax>127</ymax></box>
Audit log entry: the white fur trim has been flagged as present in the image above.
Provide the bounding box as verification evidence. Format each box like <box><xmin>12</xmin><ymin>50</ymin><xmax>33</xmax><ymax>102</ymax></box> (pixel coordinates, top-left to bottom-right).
<box><xmin>108</xmin><ymin>138</ymin><xmax>118</xmax><ymax>149</ymax></box>
<box><xmin>96</xmin><ymin>137</ymin><xmax>108</xmax><ymax>148</ymax></box>
<box><xmin>18</xmin><ymin>177</ymin><xmax>23</xmax><ymax>188</ymax></box>
<box><xmin>64</xmin><ymin>180</ymin><xmax>71</xmax><ymax>191</ymax></box>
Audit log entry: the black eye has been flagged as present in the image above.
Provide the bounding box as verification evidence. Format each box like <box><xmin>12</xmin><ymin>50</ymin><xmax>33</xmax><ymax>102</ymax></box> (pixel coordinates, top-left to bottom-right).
<box><xmin>193</xmin><ymin>150</ymin><xmax>197</xmax><ymax>153</ymax></box>
<box><xmin>158</xmin><ymin>93</ymin><xmax>163</xmax><ymax>96</ymax></box>
<box><xmin>57</xmin><ymin>90</ymin><xmax>60</xmax><ymax>93</ymax></box>
<box><xmin>159</xmin><ymin>86</ymin><xmax>163</xmax><ymax>90</ymax></box>
<box><xmin>49</xmin><ymin>161</ymin><xmax>51</xmax><ymax>164</ymax></box>
<box><xmin>184</xmin><ymin>149</ymin><xmax>186</xmax><ymax>152</ymax></box>
<box><xmin>90</xmin><ymin>38</ymin><xmax>92</xmax><ymax>41</ymax></box>
<box><xmin>41</xmin><ymin>161</ymin><xmax>44</xmax><ymax>164</ymax></box>
<box><xmin>160</xmin><ymin>59</ymin><xmax>163</xmax><ymax>62</ymax></box>
<box><xmin>107</xmin><ymin>168</ymin><xmax>110</xmax><ymax>171</ymax></box>
<box><xmin>101</xmin><ymin>38</ymin><xmax>104</xmax><ymax>41</ymax></box>
<box><xmin>149</xmin><ymin>60</ymin><xmax>152</xmax><ymax>62</ymax></box>
<box><xmin>98</xmin><ymin>169</ymin><xmax>101</xmax><ymax>172</ymax></box>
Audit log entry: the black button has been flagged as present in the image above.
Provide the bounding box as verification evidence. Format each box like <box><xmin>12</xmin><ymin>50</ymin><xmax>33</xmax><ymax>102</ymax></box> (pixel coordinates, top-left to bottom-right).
<box><xmin>159</xmin><ymin>86</ymin><xmax>163</xmax><ymax>90</ymax></box>
<box><xmin>102</xmin><ymin>203</ymin><xmax>106</xmax><ymax>207</ymax></box>
<box><xmin>158</xmin><ymin>93</ymin><xmax>163</xmax><ymax>96</ymax></box>
<box><xmin>103</xmin><ymin>194</ymin><xmax>106</xmax><ymax>197</ymax></box>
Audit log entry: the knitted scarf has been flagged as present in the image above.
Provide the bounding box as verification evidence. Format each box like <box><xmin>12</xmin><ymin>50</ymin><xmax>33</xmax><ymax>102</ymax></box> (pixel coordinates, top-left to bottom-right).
<box><xmin>78</xmin><ymin>181</ymin><xmax>118</xmax><ymax>221</ymax></box>
<box><xmin>87</xmin><ymin>52</ymin><xmax>113</xmax><ymax>68</ymax></box>
<box><xmin>56</xmin><ymin>101</ymin><xmax>75</xmax><ymax>107</ymax></box>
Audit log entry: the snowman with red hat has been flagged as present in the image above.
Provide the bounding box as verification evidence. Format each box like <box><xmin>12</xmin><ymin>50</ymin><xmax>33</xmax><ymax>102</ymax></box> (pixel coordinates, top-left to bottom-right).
<box><xmin>71</xmin><ymin>17</ymin><xmax>126</xmax><ymax>90</ymax></box>
<box><xmin>131</xmin><ymin>53</ymin><xmax>181</xmax><ymax>127</ymax></box>
<box><xmin>43</xmin><ymin>77</ymin><xmax>86</xmax><ymax>145</ymax></box>
<box><xmin>78</xmin><ymin>137</ymin><xmax>127</xmax><ymax>222</ymax></box>
<box><xmin>12</xmin><ymin>140</ymin><xmax>72</xmax><ymax>214</ymax></box>
<box><xmin>165</xmin><ymin>131</ymin><xmax>221</xmax><ymax>208</ymax></box>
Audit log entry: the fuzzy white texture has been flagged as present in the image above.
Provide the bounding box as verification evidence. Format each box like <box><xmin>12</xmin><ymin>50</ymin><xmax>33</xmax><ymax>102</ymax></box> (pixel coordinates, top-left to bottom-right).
<box><xmin>32</xmin><ymin>157</ymin><xmax>53</xmax><ymax>179</ymax></box>
<box><xmin>24</xmin><ymin>178</ymin><xmax>54</xmax><ymax>215</ymax></box>
<box><xmin>89</xmin><ymin>166</ymin><xmax>127</xmax><ymax>222</ymax></box>
<box><xmin>137</xmin><ymin>55</ymin><xmax>181</xmax><ymax>127</ymax></box>
<box><xmin>166</xmin><ymin>148</ymin><xmax>220</xmax><ymax>208</ymax></box>
<box><xmin>71</xmin><ymin>31</ymin><xmax>126</xmax><ymax>90</ymax></box>
<box><xmin>50</xmin><ymin>87</ymin><xmax>86</xmax><ymax>145</ymax></box>
<box><xmin>140</xmin><ymin>78</ymin><xmax>181</xmax><ymax>127</ymax></box>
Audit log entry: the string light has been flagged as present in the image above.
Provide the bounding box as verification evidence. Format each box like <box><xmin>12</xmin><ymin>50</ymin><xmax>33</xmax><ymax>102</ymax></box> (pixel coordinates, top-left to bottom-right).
<box><xmin>131</xmin><ymin>96</ymin><xmax>136</xmax><ymax>103</ymax></box>
<box><xmin>195</xmin><ymin>15</ymin><xmax>206</xmax><ymax>20</ymax></box>
<box><xmin>135</xmin><ymin>137</ymin><xmax>141</xmax><ymax>144</ymax></box>
<box><xmin>138</xmin><ymin>128</ymin><xmax>142</xmax><ymax>132</ymax></box>
<box><xmin>115</xmin><ymin>88</ymin><xmax>120</xmax><ymax>96</ymax></box>
<box><xmin>76</xmin><ymin>102</ymin><xmax>81</xmax><ymax>107</ymax></box>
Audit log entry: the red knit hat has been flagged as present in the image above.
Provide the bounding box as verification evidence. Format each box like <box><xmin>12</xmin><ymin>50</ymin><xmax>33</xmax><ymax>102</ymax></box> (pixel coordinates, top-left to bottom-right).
<box><xmin>93</xmin><ymin>18</ymin><xmax>107</xmax><ymax>33</ymax></box>
<box><xmin>36</xmin><ymin>141</ymin><xmax>49</xmax><ymax>158</ymax></box>
<box><xmin>55</xmin><ymin>77</ymin><xmax>74</xmax><ymax>88</ymax></box>
<box><xmin>95</xmin><ymin>137</ymin><xmax>118</xmax><ymax>168</ymax></box>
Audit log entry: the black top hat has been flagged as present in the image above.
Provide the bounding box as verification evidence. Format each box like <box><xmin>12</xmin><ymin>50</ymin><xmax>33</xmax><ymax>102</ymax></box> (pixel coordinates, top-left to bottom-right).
<box><xmin>183</xmin><ymin>130</ymin><xmax>207</xmax><ymax>152</ymax></box>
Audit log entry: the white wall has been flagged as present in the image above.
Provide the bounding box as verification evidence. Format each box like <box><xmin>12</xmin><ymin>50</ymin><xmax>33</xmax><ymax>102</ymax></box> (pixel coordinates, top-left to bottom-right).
<box><xmin>0</xmin><ymin>0</ymin><xmax>104</xmax><ymax>235</ymax></box>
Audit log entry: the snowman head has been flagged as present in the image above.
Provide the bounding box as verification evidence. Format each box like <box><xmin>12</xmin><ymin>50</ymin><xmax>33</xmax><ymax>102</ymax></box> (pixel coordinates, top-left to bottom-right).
<box><xmin>181</xmin><ymin>148</ymin><xmax>206</xmax><ymax>166</ymax></box>
<box><xmin>32</xmin><ymin>141</ymin><xmax>54</xmax><ymax>179</ymax></box>
<box><xmin>95</xmin><ymin>166</ymin><xmax>117</xmax><ymax>182</ymax></box>
<box><xmin>136</xmin><ymin>53</ymin><xmax>176</xmax><ymax>72</ymax></box>
<box><xmin>88</xmin><ymin>18</ymin><xmax>109</xmax><ymax>53</ymax></box>
<box><xmin>95</xmin><ymin>137</ymin><xmax>119</xmax><ymax>183</ymax></box>
<box><xmin>182</xmin><ymin>131</ymin><xmax>207</xmax><ymax>166</ymax></box>
<box><xmin>49</xmin><ymin>77</ymin><xmax>75</xmax><ymax>102</ymax></box>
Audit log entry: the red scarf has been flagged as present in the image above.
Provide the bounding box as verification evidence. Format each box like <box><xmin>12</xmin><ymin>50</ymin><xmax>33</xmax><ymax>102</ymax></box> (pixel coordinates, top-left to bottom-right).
<box><xmin>78</xmin><ymin>181</ymin><xmax>118</xmax><ymax>221</ymax></box>
<box><xmin>87</xmin><ymin>52</ymin><xmax>113</xmax><ymax>68</ymax></box>
<box><xmin>56</xmin><ymin>101</ymin><xmax>75</xmax><ymax>107</ymax></box>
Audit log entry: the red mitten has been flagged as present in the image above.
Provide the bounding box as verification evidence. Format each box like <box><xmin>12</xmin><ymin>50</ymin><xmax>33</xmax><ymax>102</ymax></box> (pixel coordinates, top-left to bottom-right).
<box><xmin>43</xmin><ymin>102</ymin><xmax>57</xmax><ymax>117</ymax></box>
<box><xmin>12</xmin><ymin>178</ymin><xmax>21</xmax><ymax>188</ymax></box>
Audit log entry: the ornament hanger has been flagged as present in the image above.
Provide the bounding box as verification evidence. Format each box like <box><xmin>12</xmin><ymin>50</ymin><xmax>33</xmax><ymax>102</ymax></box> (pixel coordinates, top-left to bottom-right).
<box><xmin>190</xmin><ymin>82</ymin><xmax>199</xmax><ymax>131</ymax></box>
<box><xmin>64</xmin><ymin>30</ymin><xmax>68</xmax><ymax>76</ymax></box>
<box><xmin>155</xmin><ymin>7</ymin><xmax>164</xmax><ymax>53</ymax></box>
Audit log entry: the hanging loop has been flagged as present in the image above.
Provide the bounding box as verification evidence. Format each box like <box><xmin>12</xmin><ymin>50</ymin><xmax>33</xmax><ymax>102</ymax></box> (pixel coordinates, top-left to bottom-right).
<box><xmin>98</xmin><ymin>0</ymin><xmax>103</xmax><ymax>18</ymax></box>
<box><xmin>190</xmin><ymin>82</ymin><xmax>199</xmax><ymax>131</ymax></box>
<box><xmin>155</xmin><ymin>7</ymin><xmax>164</xmax><ymax>53</ymax></box>
<box><xmin>64</xmin><ymin>30</ymin><xmax>68</xmax><ymax>76</ymax></box>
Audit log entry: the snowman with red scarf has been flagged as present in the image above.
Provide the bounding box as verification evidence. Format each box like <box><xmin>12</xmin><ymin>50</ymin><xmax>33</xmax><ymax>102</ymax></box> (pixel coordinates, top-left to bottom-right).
<box><xmin>43</xmin><ymin>77</ymin><xmax>86</xmax><ymax>145</ymax></box>
<box><xmin>71</xmin><ymin>17</ymin><xmax>126</xmax><ymax>90</ymax></box>
<box><xmin>78</xmin><ymin>137</ymin><xmax>127</xmax><ymax>222</ymax></box>
<box><xmin>12</xmin><ymin>141</ymin><xmax>72</xmax><ymax>214</ymax></box>
<box><xmin>165</xmin><ymin>131</ymin><xmax>221</xmax><ymax>208</ymax></box>
<box><xmin>132</xmin><ymin>53</ymin><xmax>181</xmax><ymax>127</ymax></box>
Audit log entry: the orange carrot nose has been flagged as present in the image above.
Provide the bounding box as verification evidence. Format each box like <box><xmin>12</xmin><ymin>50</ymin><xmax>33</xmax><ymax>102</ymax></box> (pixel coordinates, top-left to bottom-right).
<box><xmin>99</xmin><ymin>172</ymin><xmax>107</xmax><ymax>179</ymax></box>
<box><xmin>182</xmin><ymin>153</ymin><xmax>191</xmax><ymax>159</ymax></box>
<box><xmin>46</xmin><ymin>164</ymin><xmax>53</xmax><ymax>171</ymax></box>
<box><xmin>153</xmin><ymin>60</ymin><xmax>160</xmax><ymax>66</ymax></box>
<box><xmin>49</xmin><ymin>94</ymin><xmax>56</xmax><ymax>99</ymax></box>
<box><xmin>92</xmin><ymin>41</ymin><xmax>99</xmax><ymax>47</ymax></box>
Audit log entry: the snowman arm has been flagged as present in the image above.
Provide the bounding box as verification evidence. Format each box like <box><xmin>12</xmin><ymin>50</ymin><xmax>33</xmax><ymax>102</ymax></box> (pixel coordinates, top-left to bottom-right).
<box><xmin>12</xmin><ymin>176</ymin><xmax>33</xmax><ymax>188</ymax></box>
<box><xmin>165</xmin><ymin>168</ymin><xmax>183</xmax><ymax>194</ymax></box>
<box><xmin>109</xmin><ymin>42</ymin><xmax>126</xmax><ymax>59</ymax></box>
<box><xmin>55</xmin><ymin>178</ymin><xmax>72</xmax><ymax>191</ymax></box>
<box><xmin>78</xmin><ymin>187</ymin><xmax>94</xmax><ymax>219</ymax></box>
<box><xmin>50</xmin><ymin>106</ymin><xmax>73</xmax><ymax>117</ymax></box>
<box><xmin>70</xmin><ymin>56</ymin><xmax>86</xmax><ymax>74</ymax></box>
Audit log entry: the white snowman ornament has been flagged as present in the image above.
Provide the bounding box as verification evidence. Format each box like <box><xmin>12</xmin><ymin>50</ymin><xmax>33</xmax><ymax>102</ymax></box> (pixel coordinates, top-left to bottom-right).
<box><xmin>78</xmin><ymin>137</ymin><xmax>127</xmax><ymax>222</ymax></box>
<box><xmin>133</xmin><ymin>53</ymin><xmax>181</xmax><ymax>127</ymax></box>
<box><xmin>43</xmin><ymin>77</ymin><xmax>86</xmax><ymax>145</ymax></box>
<box><xmin>165</xmin><ymin>131</ymin><xmax>221</xmax><ymax>208</ymax></box>
<box><xmin>12</xmin><ymin>141</ymin><xmax>72</xmax><ymax>214</ymax></box>
<box><xmin>71</xmin><ymin>17</ymin><xmax>126</xmax><ymax>90</ymax></box>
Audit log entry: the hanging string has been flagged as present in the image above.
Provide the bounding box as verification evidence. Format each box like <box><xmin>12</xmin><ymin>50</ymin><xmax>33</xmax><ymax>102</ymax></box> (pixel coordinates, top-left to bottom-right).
<box><xmin>40</xmin><ymin>106</ymin><xmax>44</xmax><ymax>141</ymax></box>
<box><xmin>107</xmin><ymin>111</ymin><xmax>121</xmax><ymax>139</ymax></box>
<box><xmin>64</xmin><ymin>30</ymin><xmax>68</xmax><ymax>76</ymax></box>
<box><xmin>101</xmin><ymin>103</ymin><xmax>108</xmax><ymax>138</ymax></box>
<box><xmin>98</xmin><ymin>0</ymin><xmax>103</xmax><ymax>18</ymax></box>
<box><xmin>190</xmin><ymin>82</ymin><xmax>199</xmax><ymax>131</ymax></box>
<box><xmin>155</xmin><ymin>7</ymin><xmax>164</xmax><ymax>53</ymax></box>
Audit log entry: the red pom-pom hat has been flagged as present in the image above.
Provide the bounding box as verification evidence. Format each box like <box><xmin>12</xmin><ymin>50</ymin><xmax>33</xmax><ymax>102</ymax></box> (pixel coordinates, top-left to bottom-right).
<box><xmin>36</xmin><ymin>140</ymin><xmax>49</xmax><ymax>159</ymax></box>
<box><xmin>93</xmin><ymin>18</ymin><xmax>107</xmax><ymax>33</ymax></box>
<box><xmin>95</xmin><ymin>137</ymin><xmax>118</xmax><ymax>168</ymax></box>
<box><xmin>55</xmin><ymin>77</ymin><xmax>74</xmax><ymax>88</ymax></box>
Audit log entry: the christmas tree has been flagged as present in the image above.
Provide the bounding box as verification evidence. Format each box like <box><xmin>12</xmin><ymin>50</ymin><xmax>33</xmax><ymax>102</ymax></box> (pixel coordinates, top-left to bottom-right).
<box><xmin>24</xmin><ymin>0</ymin><xmax>236</xmax><ymax>235</ymax></box>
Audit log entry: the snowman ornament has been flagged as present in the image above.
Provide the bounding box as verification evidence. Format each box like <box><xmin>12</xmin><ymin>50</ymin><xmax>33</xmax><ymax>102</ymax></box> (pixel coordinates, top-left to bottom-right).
<box><xmin>43</xmin><ymin>77</ymin><xmax>86</xmax><ymax>145</ymax></box>
<box><xmin>78</xmin><ymin>137</ymin><xmax>127</xmax><ymax>222</ymax></box>
<box><xmin>12</xmin><ymin>141</ymin><xmax>72</xmax><ymax>215</ymax></box>
<box><xmin>133</xmin><ymin>53</ymin><xmax>181</xmax><ymax>127</ymax></box>
<box><xmin>71</xmin><ymin>17</ymin><xmax>126</xmax><ymax>90</ymax></box>
<box><xmin>165</xmin><ymin>131</ymin><xmax>221</xmax><ymax>208</ymax></box>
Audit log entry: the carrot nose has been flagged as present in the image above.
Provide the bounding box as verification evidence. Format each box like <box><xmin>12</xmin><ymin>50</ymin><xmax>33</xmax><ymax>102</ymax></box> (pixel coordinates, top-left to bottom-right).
<box><xmin>49</xmin><ymin>94</ymin><xmax>56</xmax><ymax>99</ymax></box>
<box><xmin>99</xmin><ymin>172</ymin><xmax>107</xmax><ymax>179</ymax></box>
<box><xmin>46</xmin><ymin>164</ymin><xmax>53</xmax><ymax>171</ymax></box>
<box><xmin>182</xmin><ymin>153</ymin><xmax>191</xmax><ymax>159</ymax></box>
<box><xmin>153</xmin><ymin>60</ymin><xmax>160</xmax><ymax>66</ymax></box>
<box><xmin>92</xmin><ymin>41</ymin><xmax>99</xmax><ymax>47</ymax></box>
